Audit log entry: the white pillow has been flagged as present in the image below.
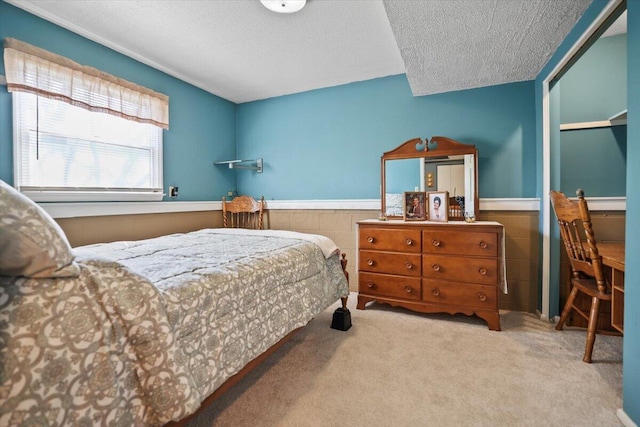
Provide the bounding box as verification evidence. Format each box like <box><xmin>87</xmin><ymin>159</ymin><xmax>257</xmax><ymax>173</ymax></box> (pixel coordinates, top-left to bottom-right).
<box><xmin>0</xmin><ymin>180</ymin><xmax>80</xmax><ymax>278</ymax></box>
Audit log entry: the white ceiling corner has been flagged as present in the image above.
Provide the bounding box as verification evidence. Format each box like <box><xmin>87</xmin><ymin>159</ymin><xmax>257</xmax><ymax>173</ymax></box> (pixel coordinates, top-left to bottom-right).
<box><xmin>6</xmin><ymin>0</ymin><xmax>600</xmax><ymax>103</ymax></box>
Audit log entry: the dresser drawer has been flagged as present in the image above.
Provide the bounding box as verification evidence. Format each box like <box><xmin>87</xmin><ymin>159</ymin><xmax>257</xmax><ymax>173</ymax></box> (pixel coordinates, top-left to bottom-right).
<box><xmin>423</xmin><ymin>255</ymin><xmax>498</xmax><ymax>285</ymax></box>
<box><xmin>359</xmin><ymin>228</ymin><xmax>421</xmax><ymax>253</ymax></box>
<box><xmin>360</xmin><ymin>250</ymin><xmax>421</xmax><ymax>276</ymax></box>
<box><xmin>423</xmin><ymin>230</ymin><xmax>498</xmax><ymax>257</ymax></box>
<box><xmin>422</xmin><ymin>279</ymin><xmax>497</xmax><ymax>309</ymax></box>
<box><xmin>359</xmin><ymin>272</ymin><xmax>421</xmax><ymax>300</ymax></box>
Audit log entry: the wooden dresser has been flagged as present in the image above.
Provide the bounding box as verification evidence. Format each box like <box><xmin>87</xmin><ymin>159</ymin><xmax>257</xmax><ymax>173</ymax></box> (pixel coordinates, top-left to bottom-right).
<box><xmin>357</xmin><ymin>219</ymin><xmax>505</xmax><ymax>330</ymax></box>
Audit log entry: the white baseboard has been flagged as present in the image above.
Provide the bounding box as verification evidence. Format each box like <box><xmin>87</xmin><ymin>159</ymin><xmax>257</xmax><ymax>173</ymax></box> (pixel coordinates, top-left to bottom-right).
<box><xmin>617</xmin><ymin>408</ymin><xmax>638</xmax><ymax>427</ymax></box>
<box><xmin>535</xmin><ymin>309</ymin><xmax>556</xmax><ymax>324</ymax></box>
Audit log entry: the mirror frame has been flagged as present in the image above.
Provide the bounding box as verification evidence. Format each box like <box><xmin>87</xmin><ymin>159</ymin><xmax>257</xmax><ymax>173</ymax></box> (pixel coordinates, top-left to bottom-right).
<box><xmin>381</xmin><ymin>136</ymin><xmax>479</xmax><ymax>221</ymax></box>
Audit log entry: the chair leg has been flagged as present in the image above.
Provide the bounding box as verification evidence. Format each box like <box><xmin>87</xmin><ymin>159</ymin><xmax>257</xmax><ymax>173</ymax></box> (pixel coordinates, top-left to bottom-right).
<box><xmin>556</xmin><ymin>286</ymin><xmax>579</xmax><ymax>331</ymax></box>
<box><xmin>582</xmin><ymin>296</ymin><xmax>601</xmax><ymax>363</ymax></box>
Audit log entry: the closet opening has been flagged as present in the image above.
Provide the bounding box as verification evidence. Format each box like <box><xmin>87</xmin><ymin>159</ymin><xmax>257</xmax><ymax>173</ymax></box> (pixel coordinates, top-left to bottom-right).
<box><xmin>541</xmin><ymin>0</ymin><xmax>627</xmax><ymax>322</ymax></box>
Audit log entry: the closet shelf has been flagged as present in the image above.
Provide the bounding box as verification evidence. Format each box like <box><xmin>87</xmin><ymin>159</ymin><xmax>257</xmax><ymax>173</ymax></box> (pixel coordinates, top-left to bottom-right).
<box><xmin>560</xmin><ymin>109</ymin><xmax>627</xmax><ymax>131</ymax></box>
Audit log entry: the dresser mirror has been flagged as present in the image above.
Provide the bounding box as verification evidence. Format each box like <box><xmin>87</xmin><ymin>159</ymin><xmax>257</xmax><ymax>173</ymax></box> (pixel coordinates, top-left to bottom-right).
<box><xmin>381</xmin><ymin>136</ymin><xmax>479</xmax><ymax>221</ymax></box>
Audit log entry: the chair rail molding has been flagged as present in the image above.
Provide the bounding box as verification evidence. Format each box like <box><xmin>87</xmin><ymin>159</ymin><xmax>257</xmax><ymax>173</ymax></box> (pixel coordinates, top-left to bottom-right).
<box><xmin>35</xmin><ymin>198</ymin><xmax>569</xmax><ymax>219</ymax></box>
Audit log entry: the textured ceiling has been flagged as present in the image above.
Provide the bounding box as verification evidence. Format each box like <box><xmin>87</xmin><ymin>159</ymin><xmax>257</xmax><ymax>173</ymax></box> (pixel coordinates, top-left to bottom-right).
<box><xmin>7</xmin><ymin>0</ymin><xmax>595</xmax><ymax>103</ymax></box>
<box><xmin>384</xmin><ymin>0</ymin><xmax>593</xmax><ymax>96</ymax></box>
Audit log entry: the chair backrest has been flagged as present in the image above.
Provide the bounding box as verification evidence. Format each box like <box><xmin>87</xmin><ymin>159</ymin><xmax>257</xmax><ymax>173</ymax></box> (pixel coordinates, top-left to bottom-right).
<box><xmin>222</xmin><ymin>195</ymin><xmax>265</xmax><ymax>229</ymax></box>
<box><xmin>550</xmin><ymin>189</ymin><xmax>608</xmax><ymax>293</ymax></box>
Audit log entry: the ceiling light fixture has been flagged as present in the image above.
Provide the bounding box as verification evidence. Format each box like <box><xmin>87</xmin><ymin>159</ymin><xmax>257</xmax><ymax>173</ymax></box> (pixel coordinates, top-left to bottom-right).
<box><xmin>260</xmin><ymin>0</ymin><xmax>306</xmax><ymax>14</ymax></box>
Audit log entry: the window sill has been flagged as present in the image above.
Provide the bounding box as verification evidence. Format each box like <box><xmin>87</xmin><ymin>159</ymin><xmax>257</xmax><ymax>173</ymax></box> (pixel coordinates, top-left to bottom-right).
<box><xmin>24</xmin><ymin>190</ymin><xmax>164</xmax><ymax>203</ymax></box>
<box><xmin>40</xmin><ymin>201</ymin><xmax>220</xmax><ymax>219</ymax></box>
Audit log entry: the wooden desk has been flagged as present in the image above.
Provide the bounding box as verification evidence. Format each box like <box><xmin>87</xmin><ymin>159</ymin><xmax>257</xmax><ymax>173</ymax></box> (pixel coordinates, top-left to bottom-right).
<box><xmin>599</xmin><ymin>242</ymin><xmax>625</xmax><ymax>333</ymax></box>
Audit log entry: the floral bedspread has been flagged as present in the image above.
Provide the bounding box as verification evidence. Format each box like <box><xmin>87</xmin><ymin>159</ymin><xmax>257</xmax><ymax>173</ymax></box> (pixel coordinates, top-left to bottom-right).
<box><xmin>0</xmin><ymin>229</ymin><xmax>349</xmax><ymax>426</ymax></box>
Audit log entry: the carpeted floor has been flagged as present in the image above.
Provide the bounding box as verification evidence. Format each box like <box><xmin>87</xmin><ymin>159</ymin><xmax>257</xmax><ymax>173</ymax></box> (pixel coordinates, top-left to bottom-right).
<box><xmin>185</xmin><ymin>293</ymin><xmax>623</xmax><ymax>427</ymax></box>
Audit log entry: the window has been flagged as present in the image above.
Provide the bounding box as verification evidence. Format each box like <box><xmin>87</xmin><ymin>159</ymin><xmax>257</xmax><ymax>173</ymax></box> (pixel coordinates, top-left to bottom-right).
<box><xmin>4</xmin><ymin>38</ymin><xmax>169</xmax><ymax>202</ymax></box>
<box><xmin>14</xmin><ymin>92</ymin><xmax>163</xmax><ymax>202</ymax></box>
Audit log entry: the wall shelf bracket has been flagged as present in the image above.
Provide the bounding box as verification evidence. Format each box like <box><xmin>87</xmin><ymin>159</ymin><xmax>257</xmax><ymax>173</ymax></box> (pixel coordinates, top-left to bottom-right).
<box><xmin>214</xmin><ymin>158</ymin><xmax>263</xmax><ymax>173</ymax></box>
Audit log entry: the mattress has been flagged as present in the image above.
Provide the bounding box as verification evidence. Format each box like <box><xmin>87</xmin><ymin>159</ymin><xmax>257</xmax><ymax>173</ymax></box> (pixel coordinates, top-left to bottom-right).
<box><xmin>0</xmin><ymin>228</ymin><xmax>349</xmax><ymax>426</ymax></box>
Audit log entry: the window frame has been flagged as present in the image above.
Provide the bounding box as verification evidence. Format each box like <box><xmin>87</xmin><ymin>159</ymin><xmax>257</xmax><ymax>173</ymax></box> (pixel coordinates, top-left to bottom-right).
<box><xmin>12</xmin><ymin>92</ymin><xmax>164</xmax><ymax>202</ymax></box>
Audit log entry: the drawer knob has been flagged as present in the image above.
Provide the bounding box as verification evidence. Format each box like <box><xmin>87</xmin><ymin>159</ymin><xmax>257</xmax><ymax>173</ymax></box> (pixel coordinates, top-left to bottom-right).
<box><xmin>479</xmin><ymin>240</ymin><xmax>488</xmax><ymax>249</ymax></box>
<box><xmin>432</xmin><ymin>264</ymin><xmax>441</xmax><ymax>272</ymax></box>
<box><xmin>367</xmin><ymin>236</ymin><xmax>375</xmax><ymax>244</ymax></box>
<box><xmin>431</xmin><ymin>288</ymin><xmax>440</xmax><ymax>297</ymax></box>
<box><xmin>404</xmin><ymin>286</ymin><xmax>413</xmax><ymax>294</ymax></box>
<box><xmin>405</xmin><ymin>262</ymin><xmax>413</xmax><ymax>270</ymax></box>
<box><xmin>477</xmin><ymin>292</ymin><xmax>487</xmax><ymax>302</ymax></box>
<box><xmin>366</xmin><ymin>281</ymin><xmax>374</xmax><ymax>288</ymax></box>
<box><xmin>405</xmin><ymin>238</ymin><xmax>413</xmax><ymax>246</ymax></box>
<box><xmin>478</xmin><ymin>267</ymin><xmax>487</xmax><ymax>276</ymax></box>
<box><xmin>431</xmin><ymin>239</ymin><xmax>441</xmax><ymax>247</ymax></box>
<box><xmin>367</xmin><ymin>258</ymin><xmax>375</xmax><ymax>266</ymax></box>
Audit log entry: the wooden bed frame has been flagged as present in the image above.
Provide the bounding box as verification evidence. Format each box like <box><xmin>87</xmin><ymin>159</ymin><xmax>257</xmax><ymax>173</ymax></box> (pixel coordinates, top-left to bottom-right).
<box><xmin>165</xmin><ymin>253</ymin><xmax>350</xmax><ymax>426</ymax></box>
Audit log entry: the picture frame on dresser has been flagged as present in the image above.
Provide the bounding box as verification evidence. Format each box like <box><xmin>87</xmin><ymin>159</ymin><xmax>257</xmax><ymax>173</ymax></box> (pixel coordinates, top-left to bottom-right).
<box><xmin>428</xmin><ymin>191</ymin><xmax>448</xmax><ymax>222</ymax></box>
<box><xmin>403</xmin><ymin>191</ymin><xmax>426</xmax><ymax>221</ymax></box>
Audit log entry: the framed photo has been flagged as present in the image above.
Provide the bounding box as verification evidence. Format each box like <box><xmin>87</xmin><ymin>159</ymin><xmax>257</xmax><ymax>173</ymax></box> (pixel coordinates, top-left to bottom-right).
<box><xmin>428</xmin><ymin>191</ymin><xmax>449</xmax><ymax>222</ymax></box>
<box><xmin>403</xmin><ymin>191</ymin><xmax>426</xmax><ymax>221</ymax></box>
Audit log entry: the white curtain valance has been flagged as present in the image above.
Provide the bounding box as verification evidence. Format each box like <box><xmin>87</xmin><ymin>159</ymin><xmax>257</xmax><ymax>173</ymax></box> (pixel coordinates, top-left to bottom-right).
<box><xmin>3</xmin><ymin>38</ymin><xmax>169</xmax><ymax>129</ymax></box>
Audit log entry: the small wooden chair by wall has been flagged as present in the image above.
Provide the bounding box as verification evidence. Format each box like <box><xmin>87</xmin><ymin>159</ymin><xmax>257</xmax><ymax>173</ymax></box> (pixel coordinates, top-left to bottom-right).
<box><xmin>550</xmin><ymin>189</ymin><xmax>611</xmax><ymax>363</ymax></box>
<box><xmin>222</xmin><ymin>195</ymin><xmax>265</xmax><ymax>230</ymax></box>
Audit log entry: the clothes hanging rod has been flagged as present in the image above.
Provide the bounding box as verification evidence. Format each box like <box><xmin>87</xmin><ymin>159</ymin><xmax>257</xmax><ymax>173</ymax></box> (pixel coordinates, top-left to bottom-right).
<box><xmin>214</xmin><ymin>158</ymin><xmax>263</xmax><ymax>173</ymax></box>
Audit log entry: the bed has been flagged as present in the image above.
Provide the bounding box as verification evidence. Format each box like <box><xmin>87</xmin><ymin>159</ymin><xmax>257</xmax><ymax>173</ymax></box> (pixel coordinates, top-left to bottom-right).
<box><xmin>0</xmin><ymin>180</ymin><xmax>350</xmax><ymax>426</ymax></box>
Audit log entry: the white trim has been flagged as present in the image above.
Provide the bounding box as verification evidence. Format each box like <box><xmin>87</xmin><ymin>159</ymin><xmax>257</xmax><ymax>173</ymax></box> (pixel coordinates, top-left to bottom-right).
<box><xmin>42</xmin><ymin>201</ymin><xmax>221</xmax><ymax>219</ymax></box>
<box><xmin>543</xmin><ymin>79</ymin><xmax>552</xmax><ymax>320</ymax></box>
<box><xmin>40</xmin><ymin>197</ymin><xmax>626</xmax><ymax>219</ymax></box>
<box><xmin>265</xmin><ymin>198</ymin><xmax>541</xmax><ymax>211</ymax></box>
<box><xmin>480</xmin><ymin>198</ymin><xmax>539</xmax><ymax>211</ymax></box>
<box><xmin>617</xmin><ymin>408</ymin><xmax>638</xmax><ymax>427</ymax></box>
<box><xmin>541</xmin><ymin>0</ymin><xmax>623</xmax><ymax>320</ymax></box>
<box><xmin>25</xmin><ymin>191</ymin><xmax>164</xmax><ymax>203</ymax></box>
<box><xmin>536</xmin><ymin>309</ymin><xmax>554</xmax><ymax>324</ymax></box>
<box><xmin>578</xmin><ymin>196</ymin><xmax>626</xmax><ymax>211</ymax></box>
<box><xmin>264</xmin><ymin>199</ymin><xmax>380</xmax><ymax>210</ymax></box>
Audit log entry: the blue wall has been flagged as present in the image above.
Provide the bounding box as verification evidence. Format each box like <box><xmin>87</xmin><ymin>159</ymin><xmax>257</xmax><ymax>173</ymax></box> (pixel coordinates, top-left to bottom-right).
<box><xmin>3</xmin><ymin>1</ymin><xmax>638</xmax><ymax>423</ymax></box>
<box><xmin>386</xmin><ymin>158</ymin><xmax>421</xmax><ymax>194</ymax></box>
<box><xmin>537</xmin><ymin>0</ymin><xmax>639</xmax><ymax>423</ymax></box>
<box><xmin>236</xmin><ymin>76</ymin><xmax>537</xmax><ymax>200</ymax></box>
<box><xmin>0</xmin><ymin>2</ymin><xmax>237</xmax><ymax>201</ymax></box>
<box><xmin>1</xmin><ymin>3</ymin><xmax>537</xmax><ymax>203</ymax></box>
<box><xmin>624</xmin><ymin>1</ymin><xmax>640</xmax><ymax>423</ymax></box>
<box><xmin>561</xmin><ymin>34</ymin><xmax>627</xmax><ymax>124</ymax></box>
<box><xmin>559</xmin><ymin>34</ymin><xmax>627</xmax><ymax>197</ymax></box>
<box><xmin>560</xmin><ymin>125</ymin><xmax>626</xmax><ymax>196</ymax></box>
<box><xmin>536</xmin><ymin>0</ymin><xmax>619</xmax><ymax>318</ymax></box>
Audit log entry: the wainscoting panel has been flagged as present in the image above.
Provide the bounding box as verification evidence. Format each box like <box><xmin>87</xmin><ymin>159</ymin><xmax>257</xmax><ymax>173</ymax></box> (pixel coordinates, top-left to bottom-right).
<box><xmin>58</xmin><ymin>211</ymin><xmax>222</xmax><ymax>247</ymax></box>
<box><xmin>56</xmin><ymin>208</ymin><xmax>543</xmax><ymax>313</ymax></box>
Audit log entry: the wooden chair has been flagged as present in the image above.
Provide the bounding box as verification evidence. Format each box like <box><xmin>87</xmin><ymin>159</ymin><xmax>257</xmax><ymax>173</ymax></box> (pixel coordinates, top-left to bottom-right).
<box><xmin>550</xmin><ymin>189</ymin><xmax>611</xmax><ymax>363</ymax></box>
<box><xmin>222</xmin><ymin>195</ymin><xmax>265</xmax><ymax>230</ymax></box>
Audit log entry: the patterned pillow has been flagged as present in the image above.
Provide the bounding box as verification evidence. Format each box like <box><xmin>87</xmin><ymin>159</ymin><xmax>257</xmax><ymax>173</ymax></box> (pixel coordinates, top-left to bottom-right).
<box><xmin>0</xmin><ymin>180</ymin><xmax>80</xmax><ymax>278</ymax></box>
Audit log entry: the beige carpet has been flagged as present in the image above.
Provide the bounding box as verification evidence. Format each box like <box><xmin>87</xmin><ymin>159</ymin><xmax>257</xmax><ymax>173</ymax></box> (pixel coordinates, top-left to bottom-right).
<box><xmin>185</xmin><ymin>293</ymin><xmax>623</xmax><ymax>427</ymax></box>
